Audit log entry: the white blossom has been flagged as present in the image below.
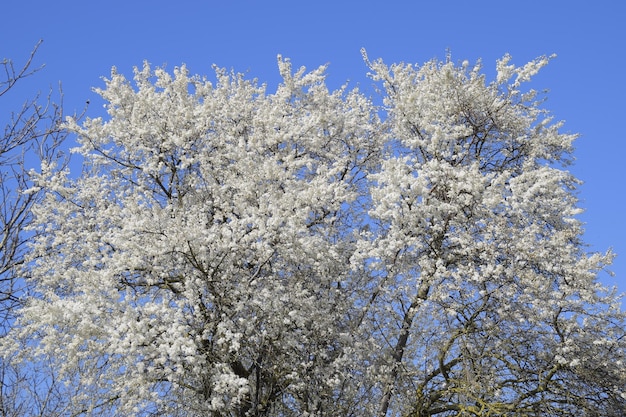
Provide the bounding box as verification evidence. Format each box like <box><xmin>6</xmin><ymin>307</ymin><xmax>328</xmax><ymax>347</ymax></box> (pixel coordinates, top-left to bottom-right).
<box><xmin>2</xmin><ymin>53</ymin><xmax>625</xmax><ymax>416</ymax></box>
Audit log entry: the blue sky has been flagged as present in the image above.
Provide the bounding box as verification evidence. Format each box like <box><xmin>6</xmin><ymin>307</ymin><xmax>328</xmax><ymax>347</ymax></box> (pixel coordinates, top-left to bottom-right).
<box><xmin>2</xmin><ymin>1</ymin><xmax>624</xmax><ymax>297</ymax></box>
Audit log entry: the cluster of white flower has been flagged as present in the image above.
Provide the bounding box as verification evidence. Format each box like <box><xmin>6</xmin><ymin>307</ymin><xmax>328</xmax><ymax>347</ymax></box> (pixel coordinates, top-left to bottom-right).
<box><xmin>2</xmin><ymin>53</ymin><xmax>624</xmax><ymax>416</ymax></box>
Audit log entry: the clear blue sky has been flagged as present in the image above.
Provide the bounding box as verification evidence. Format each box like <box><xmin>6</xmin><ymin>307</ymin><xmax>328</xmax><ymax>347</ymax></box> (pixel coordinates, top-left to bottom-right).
<box><xmin>2</xmin><ymin>1</ymin><xmax>624</xmax><ymax>298</ymax></box>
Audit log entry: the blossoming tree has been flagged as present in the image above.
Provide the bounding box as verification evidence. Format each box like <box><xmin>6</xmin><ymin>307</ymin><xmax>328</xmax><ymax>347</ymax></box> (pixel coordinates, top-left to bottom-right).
<box><xmin>0</xmin><ymin>41</ymin><xmax>70</xmax><ymax>416</ymax></box>
<box><xmin>3</xmin><ymin>52</ymin><xmax>624</xmax><ymax>416</ymax></box>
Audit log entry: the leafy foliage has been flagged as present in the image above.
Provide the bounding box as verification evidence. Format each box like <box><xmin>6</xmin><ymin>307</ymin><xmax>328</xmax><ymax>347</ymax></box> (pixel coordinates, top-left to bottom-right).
<box><xmin>2</xmin><ymin>52</ymin><xmax>625</xmax><ymax>416</ymax></box>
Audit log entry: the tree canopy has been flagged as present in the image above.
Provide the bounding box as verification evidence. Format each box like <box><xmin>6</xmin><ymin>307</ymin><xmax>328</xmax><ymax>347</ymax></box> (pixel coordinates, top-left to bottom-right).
<box><xmin>0</xmin><ymin>42</ymin><xmax>70</xmax><ymax>416</ymax></box>
<box><xmin>2</xmin><ymin>51</ymin><xmax>625</xmax><ymax>416</ymax></box>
